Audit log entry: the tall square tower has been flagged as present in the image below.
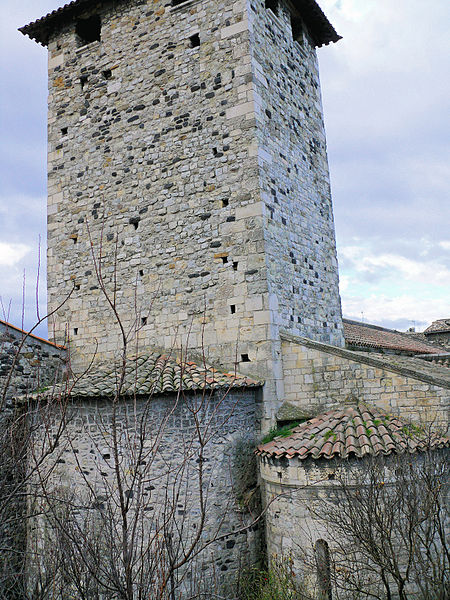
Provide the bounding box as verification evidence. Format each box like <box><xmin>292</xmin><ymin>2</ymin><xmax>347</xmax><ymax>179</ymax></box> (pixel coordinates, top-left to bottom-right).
<box><xmin>21</xmin><ymin>0</ymin><xmax>343</xmax><ymax>418</ymax></box>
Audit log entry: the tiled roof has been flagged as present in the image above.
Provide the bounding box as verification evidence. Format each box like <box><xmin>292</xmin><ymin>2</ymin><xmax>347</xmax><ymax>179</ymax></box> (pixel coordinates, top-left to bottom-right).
<box><xmin>20</xmin><ymin>0</ymin><xmax>341</xmax><ymax>48</ymax></box>
<box><xmin>424</xmin><ymin>319</ymin><xmax>450</xmax><ymax>335</ymax></box>
<box><xmin>37</xmin><ymin>352</ymin><xmax>262</xmax><ymax>399</ymax></box>
<box><xmin>343</xmin><ymin>319</ymin><xmax>442</xmax><ymax>355</ymax></box>
<box><xmin>257</xmin><ymin>405</ymin><xmax>449</xmax><ymax>460</ymax></box>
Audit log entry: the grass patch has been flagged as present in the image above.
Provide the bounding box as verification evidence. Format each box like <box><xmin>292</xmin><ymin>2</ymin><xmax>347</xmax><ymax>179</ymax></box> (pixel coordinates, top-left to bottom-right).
<box><xmin>261</xmin><ymin>422</ymin><xmax>301</xmax><ymax>444</ymax></box>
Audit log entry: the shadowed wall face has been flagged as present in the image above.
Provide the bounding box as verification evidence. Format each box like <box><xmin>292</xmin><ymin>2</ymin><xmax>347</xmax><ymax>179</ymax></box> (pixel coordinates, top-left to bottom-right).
<box><xmin>27</xmin><ymin>389</ymin><xmax>260</xmax><ymax>598</ymax></box>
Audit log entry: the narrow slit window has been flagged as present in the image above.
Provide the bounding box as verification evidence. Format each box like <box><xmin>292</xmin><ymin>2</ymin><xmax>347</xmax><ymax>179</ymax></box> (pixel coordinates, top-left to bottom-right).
<box><xmin>221</xmin><ymin>256</ymin><xmax>228</xmax><ymax>264</ymax></box>
<box><xmin>222</xmin><ymin>199</ymin><xmax>229</xmax><ymax>207</ymax></box>
<box><xmin>139</xmin><ymin>269</ymin><xmax>144</xmax><ymax>277</ymax></box>
<box><xmin>61</xmin><ymin>127</ymin><xmax>68</xmax><ymax>136</ymax></box>
<box><xmin>189</xmin><ymin>33</ymin><xmax>200</xmax><ymax>48</ymax></box>
<box><xmin>80</xmin><ymin>75</ymin><xmax>89</xmax><ymax>89</ymax></box>
<box><xmin>315</xmin><ymin>539</ymin><xmax>332</xmax><ymax>600</ymax></box>
<box><xmin>232</xmin><ymin>261</ymin><xmax>238</xmax><ymax>271</ymax></box>
<box><xmin>230</xmin><ymin>305</ymin><xmax>236</xmax><ymax>315</ymax></box>
<box><xmin>76</xmin><ymin>14</ymin><xmax>101</xmax><ymax>47</ymax></box>
<box><xmin>141</xmin><ymin>317</ymin><xmax>147</xmax><ymax>326</ymax></box>
<box><xmin>129</xmin><ymin>217</ymin><xmax>140</xmax><ymax>230</ymax></box>
<box><xmin>73</xmin><ymin>328</ymin><xmax>78</xmax><ymax>336</ymax></box>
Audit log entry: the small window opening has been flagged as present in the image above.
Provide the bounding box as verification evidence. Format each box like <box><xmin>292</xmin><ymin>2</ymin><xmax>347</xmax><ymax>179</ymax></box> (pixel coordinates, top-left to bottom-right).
<box><xmin>232</xmin><ymin>261</ymin><xmax>238</xmax><ymax>271</ymax></box>
<box><xmin>80</xmin><ymin>75</ymin><xmax>89</xmax><ymax>89</ymax></box>
<box><xmin>240</xmin><ymin>353</ymin><xmax>250</xmax><ymax>362</ymax></box>
<box><xmin>230</xmin><ymin>305</ymin><xmax>236</xmax><ymax>314</ymax></box>
<box><xmin>61</xmin><ymin>127</ymin><xmax>68</xmax><ymax>136</ymax></box>
<box><xmin>212</xmin><ymin>147</ymin><xmax>218</xmax><ymax>156</ymax></box>
<box><xmin>315</xmin><ymin>540</ymin><xmax>332</xmax><ymax>600</ymax></box>
<box><xmin>73</xmin><ymin>328</ymin><xmax>78</xmax><ymax>336</ymax></box>
<box><xmin>222</xmin><ymin>198</ymin><xmax>229</xmax><ymax>207</ymax></box>
<box><xmin>76</xmin><ymin>14</ymin><xmax>101</xmax><ymax>47</ymax></box>
<box><xmin>141</xmin><ymin>316</ymin><xmax>147</xmax><ymax>326</ymax></box>
<box><xmin>189</xmin><ymin>33</ymin><xmax>200</xmax><ymax>48</ymax></box>
<box><xmin>102</xmin><ymin>69</ymin><xmax>112</xmax><ymax>80</ymax></box>
<box><xmin>139</xmin><ymin>269</ymin><xmax>144</xmax><ymax>277</ymax></box>
<box><xmin>291</xmin><ymin>16</ymin><xmax>304</xmax><ymax>44</ymax></box>
<box><xmin>102</xmin><ymin>452</ymin><xmax>111</xmax><ymax>460</ymax></box>
<box><xmin>265</xmin><ymin>0</ymin><xmax>278</xmax><ymax>14</ymax></box>
<box><xmin>221</xmin><ymin>256</ymin><xmax>228</xmax><ymax>264</ymax></box>
<box><xmin>129</xmin><ymin>217</ymin><xmax>140</xmax><ymax>230</ymax></box>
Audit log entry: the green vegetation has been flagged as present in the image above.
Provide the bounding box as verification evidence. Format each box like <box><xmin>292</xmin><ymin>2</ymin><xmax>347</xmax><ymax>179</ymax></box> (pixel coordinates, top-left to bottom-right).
<box><xmin>324</xmin><ymin>429</ymin><xmax>337</xmax><ymax>442</ymax></box>
<box><xmin>261</xmin><ymin>422</ymin><xmax>301</xmax><ymax>444</ymax></box>
<box><xmin>240</xmin><ymin>556</ymin><xmax>310</xmax><ymax>600</ymax></box>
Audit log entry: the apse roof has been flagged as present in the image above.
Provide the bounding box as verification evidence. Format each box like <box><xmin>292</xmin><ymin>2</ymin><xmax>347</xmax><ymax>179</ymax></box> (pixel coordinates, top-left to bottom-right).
<box><xmin>257</xmin><ymin>404</ymin><xmax>449</xmax><ymax>461</ymax></box>
<box><xmin>20</xmin><ymin>0</ymin><xmax>341</xmax><ymax>48</ymax></box>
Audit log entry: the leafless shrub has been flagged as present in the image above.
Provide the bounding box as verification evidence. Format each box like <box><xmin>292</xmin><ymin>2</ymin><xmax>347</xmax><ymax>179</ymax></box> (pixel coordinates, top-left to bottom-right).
<box><xmin>305</xmin><ymin>447</ymin><xmax>449</xmax><ymax>600</ymax></box>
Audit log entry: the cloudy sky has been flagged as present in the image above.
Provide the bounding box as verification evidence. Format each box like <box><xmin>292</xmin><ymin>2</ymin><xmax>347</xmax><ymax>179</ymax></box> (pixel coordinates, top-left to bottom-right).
<box><xmin>0</xmin><ymin>0</ymin><xmax>449</xmax><ymax>337</ymax></box>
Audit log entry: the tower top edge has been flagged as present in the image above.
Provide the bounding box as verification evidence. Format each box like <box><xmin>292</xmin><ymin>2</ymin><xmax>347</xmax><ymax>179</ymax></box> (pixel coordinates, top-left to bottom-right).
<box><xmin>19</xmin><ymin>0</ymin><xmax>341</xmax><ymax>48</ymax></box>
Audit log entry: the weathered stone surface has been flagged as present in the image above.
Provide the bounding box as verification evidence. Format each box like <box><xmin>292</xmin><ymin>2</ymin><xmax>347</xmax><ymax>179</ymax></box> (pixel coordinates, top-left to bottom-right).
<box><xmin>29</xmin><ymin>388</ymin><xmax>260</xmax><ymax>598</ymax></box>
<box><xmin>0</xmin><ymin>320</ymin><xmax>66</xmax><ymax>401</ymax></box>
<box><xmin>42</xmin><ymin>0</ymin><xmax>344</xmax><ymax>428</ymax></box>
<box><xmin>280</xmin><ymin>332</ymin><xmax>450</xmax><ymax>432</ymax></box>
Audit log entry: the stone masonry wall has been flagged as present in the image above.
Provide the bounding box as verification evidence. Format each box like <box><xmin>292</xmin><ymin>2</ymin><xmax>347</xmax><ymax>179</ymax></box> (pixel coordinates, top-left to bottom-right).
<box><xmin>46</xmin><ymin>0</ymin><xmax>273</xmax><ymax>387</ymax></box>
<box><xmin>0</xmin><ymin>321</ymin><xmax>66</xmax><ymax>402</ymax></box>
<box><xmin>281</xmin><ymin>335</ymin><xmax>450</xmax><ymax>431</ymax></box>
<box><xmin>0</xmin><ymin>322</ymin><xmax>65</xmax><ymax>595</ymax></box>
<box><xmin>259</xmin><ymin>451</ymin><xmax>449</xmax><ymax>598</ymax></box>
<box><xmin>249</xmin><ymin>0</ymin><xmax>344</xmax><ymax>347</ymax></box>
<box><xmin>28</xmin><ymin>388</ymin><xmax>260</xmax><ymax>598</ymax></box>
<box><xmin>43</xmin><ymin>0</ymin><xmax>343</xmax><ymax>427</ymax></box>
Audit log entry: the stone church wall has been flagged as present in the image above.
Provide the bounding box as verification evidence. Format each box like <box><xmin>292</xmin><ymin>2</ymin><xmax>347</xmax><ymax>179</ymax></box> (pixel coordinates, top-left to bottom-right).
<box><xmin>281</xmin><ymin>334</ymin><xmax>449</xmax><ymax>431</ymax></box>
<box><xmin>259</xmin><ymin>450</ymin><xmax>449</xmax><ymax>598</ymax></box>
<box><xmin>28</xmin><ymin>387</ymin><xmax>261</xmax><ymax>598</ymax></box>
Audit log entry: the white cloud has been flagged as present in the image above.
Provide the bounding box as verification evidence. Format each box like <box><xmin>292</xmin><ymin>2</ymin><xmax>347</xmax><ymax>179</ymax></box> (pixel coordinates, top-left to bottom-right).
<box><xmin>342</xmin><ymin>293</ymin><xmax>449</xmax><ymax>330</ymax></box>
<box><xmin>0</xmin><ymin>242</ymin><xmax>31</xmax><ymax>266</ymax></box>
<box><xmin>339</xmin><ymin>245</ymin><xmax>450</xmax><ymax>285</ymax></box>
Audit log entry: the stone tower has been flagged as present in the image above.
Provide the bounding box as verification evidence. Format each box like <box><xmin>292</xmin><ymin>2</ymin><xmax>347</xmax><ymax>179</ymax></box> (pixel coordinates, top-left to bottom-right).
<box><xmin>21</xmin><ymin>0</ymin><xmax>343</xmax><ymax>423</ymax></box>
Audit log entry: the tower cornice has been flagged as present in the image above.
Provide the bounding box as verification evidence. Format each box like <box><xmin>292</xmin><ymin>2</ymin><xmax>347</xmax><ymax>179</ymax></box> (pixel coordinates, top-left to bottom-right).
<box><xmin>19</xmin><ymin>0</ymin><xmax>341</xmax><ymax>47</ymax></box>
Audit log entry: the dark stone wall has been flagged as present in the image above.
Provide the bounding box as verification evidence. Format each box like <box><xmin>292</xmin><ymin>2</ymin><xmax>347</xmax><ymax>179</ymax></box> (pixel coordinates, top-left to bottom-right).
<box><xmin>0</xmin><ymin>321</ymin><xmax>66</xmax><ymax>402</ymax></box>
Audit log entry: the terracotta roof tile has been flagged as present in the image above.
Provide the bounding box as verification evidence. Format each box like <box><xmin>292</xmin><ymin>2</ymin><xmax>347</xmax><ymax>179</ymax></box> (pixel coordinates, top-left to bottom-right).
<box><xmin>256</xmin><ymin>405</ymin><xmax>449</xmax><ymax>460</ymax></box>
<box><xmin>343</xmin><ymin>319</ymin><xmax>443</xmax><ymax>355</ymax></box>
<box><xmin>424</xmin><ymin>319</ymin><xmax>450</xmax><ymax>335</ymax></box>
<box><xmin>35</xmin><ymin>352</ymin><xmax>262</xmax><ymax>399</ymax></box>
